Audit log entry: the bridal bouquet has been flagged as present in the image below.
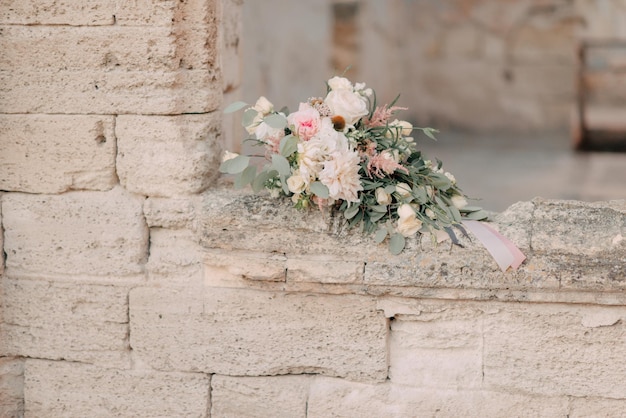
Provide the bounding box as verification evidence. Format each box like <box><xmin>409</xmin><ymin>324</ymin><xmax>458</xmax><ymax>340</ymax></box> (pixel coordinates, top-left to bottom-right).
<box><xmin>221</xmin><ymin>76</ymin><xmax>488</xmax><ymax>255</ymax></box>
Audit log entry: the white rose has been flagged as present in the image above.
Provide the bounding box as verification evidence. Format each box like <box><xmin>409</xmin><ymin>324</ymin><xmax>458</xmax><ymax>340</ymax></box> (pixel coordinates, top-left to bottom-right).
<box><xmin>375</xmin><ymin>187</ymin><xmax>392</xmax><ymax>206</ymax></box>
<box><xmin>254</xmin><ymin>96</ymin><xmax>273</xmax><ymax>115</ymax></box>
<box><xmin>445</xmin><ymin>172</ymin><xmax>456</xmax><ymax>184</ymax></box>
<box><xmin>397</xmin><ymin>203</ymin><xmax>415</xmax><ymax>219</ymax></box>
<box><xmin>425</xmin><ymin>208</ymin><xmax>436</xmax><ymax>219</ymax></box>
<box><xmin>244</xmin><ymin>111</ymin><xmax>263</xmax><ymax>135</ymax></box>
<box><xmin>325</xmin><ymin>90</ymin><xmax>369</xmax><ymax>126</ymax></box>
<box><xmin>386</xmin><ymin>120</ymin><xmax>413</xmax><ymax>138</ymax></box>
<box><xmin>397</xmin><ymin>215</ymin><xmax>423</xmax><ymax>237</ymax></box>
<box><xmin>327</xmin><ymin>76</ymin><xmax>353</xmax><ymax>91</ymax></box>
<box><xmin>221</xmin><ymin>151</ymin><xmax>239</xmax><ymax>163</ymax></box>
<box><xmin>395</xmin><ymin>183</ymin><xmax>412</xmax><ymax>198</ymax></box>
<box><xmin>287</xmin><ymin>173</ymin><xmax>306</xmax><ymax>194</ymax></box>
<box><xmin>451</xmin><ymin>194</ymin><xmax>468</xmax><ymax>209</ymax></box>
<box><xmin>397</xmin><ymin>120</ymin><xmax>413</xmax><ymax>136</ymax></box>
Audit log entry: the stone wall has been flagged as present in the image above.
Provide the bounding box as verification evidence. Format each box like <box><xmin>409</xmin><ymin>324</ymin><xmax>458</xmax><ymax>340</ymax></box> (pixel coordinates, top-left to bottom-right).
<box><xmin>1</xmin><ymin>0</ymin><xmax>626</xmax><ymax>417</ymax></box>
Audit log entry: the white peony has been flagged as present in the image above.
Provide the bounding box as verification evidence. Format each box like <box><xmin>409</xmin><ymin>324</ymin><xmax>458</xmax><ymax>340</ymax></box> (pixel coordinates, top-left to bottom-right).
<box><xmin>318</xmin><ymin>149</ymin><xmax>363</xmax><ymax>203</ymax></box>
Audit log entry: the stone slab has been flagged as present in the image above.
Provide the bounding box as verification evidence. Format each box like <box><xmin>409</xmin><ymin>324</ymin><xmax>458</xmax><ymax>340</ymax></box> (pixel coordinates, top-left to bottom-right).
<box><xmin>1</xmin><ymin>187</ymin><xmax>148</xmax><ymax>277</ymax></box>
<box><xmin>0</xmin><ymin>279</ymin><xmax>129</xmax><ymax>368</ymax></box>
<box><xmin>211</xmin><ymin>375</ymin><xmax>310</xmax><ymax>418</ymax></box>
<box><xmin>0</xmin><ymin>357</ymin><xmax>24</xmax><ymax>418</ymax></box>
<box><xmin>116</xmin><ymin>114</ymin><xmax>222</xmax><ymax>197</ymax></box>
<box><xmin>23</xmin><ymin>359</ymin><xmax>210</xmax><ymax>418</ymax></box>
<box><xmin>0</xmin><ymin>114</ymin><xmax>116</xmax><ymax>193</ymax></box>
<box><xmin>130</xmin><ymin>287</ymin><xmax>388</xmax><ymax>382</ymax></box>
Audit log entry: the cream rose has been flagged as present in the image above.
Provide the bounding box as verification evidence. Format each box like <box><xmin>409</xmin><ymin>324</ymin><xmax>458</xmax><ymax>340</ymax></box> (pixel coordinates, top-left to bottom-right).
<box><xmin>327</xmin><ymin>76</ymin><xmax>353</xmax><ymax>91</ymax></box>
<box><xmin>325</xmin><ymin>89</ymin><xmax>369</xmax><ymax>126</ymax></box>
<box><xmin>221</xmin><ymin>151</ymin><xmax>239</xmax><ymax>163</ymax></box>
<box><xmin>451</xmin><ymin>194</ymin><xmax>468</xmax><ymax>209</ymax></box>
<box><xmin>395</xmin><ymin>183</ymin><xmax>412</xmax><ymax>198</ymax></box>
<box><xmin>253</xmin><ymin>96</ymin><xmax>273</xmax><ymax>115</ymax></box>
<box><xmin>397</xmin><ymin>216</ymin><xmax>423</xmax><ymax>237</ymax></box>
<box><xmin>287</xmin><ymin>172</ymin><xmax>306</xmax><ymax>194</ymax></box>
<box><xmin>375</xmin><ymin>187</ymin><xmax>392</xmax><ymax>206</ymax></box>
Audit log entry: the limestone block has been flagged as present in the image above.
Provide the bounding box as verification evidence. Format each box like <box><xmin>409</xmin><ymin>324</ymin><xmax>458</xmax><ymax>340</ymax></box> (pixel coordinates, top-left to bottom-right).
<box><xmin>220</xmin><ymin>0</ymin><xmax>243</xmax><ymax>91</ymax></box>
<box><xmin>569</xmin><ymin>397</ymin><xmax>626</xmax><ymax>417</ymax></box>
<box><xmin>147</xmin><ymin>228</ymin><xmax>204</xmax><ymax>282</ymax></box>
<box><xmin>0</xmin><ymin>279</ymin><xmax>129</xmax><ymax>368</ymax></box>
<box><xmin>483</xmin><ymin>302</ymin><xmax>626</xmax><ymax>398</ymax></box>
<box><xmin>389</xmin><ymin>306</ymin><xmax>484</xmax><ymax>389</ymax></box>
<box><xmin>0</xmin><ymin>115</ymin><xmax>116</xmax><ymax>193</ymax></box>
<box><xmin>286</xmin><ymin>255</ymin><xmax>363</xmax><ymax>284</ymax></box>
<box><xmin>23</xmin><ymin>359</ymin><xmax>210</xmax><ymax>418</ymax></box>
<box><xmin>115</xmin><ymin>0</ymin><xmax>218</xmax><ymax>26</ymax></box>
<box><xmin>0</xmin><ymin>0</ymin><xmax>116</xmax><ymax>25</ymax></box>
<box><xmin>0</xmin><ymin>69</ymin><xmax>221</xmax><ymax>115</ymax></box>
<box><xmin>130</xmin><ymin>287</ymin><xmax>388</xmax><ymax>382</ymax></box>
<box><xmin>211</xmin><ymin>375</ymin><xmax>310</xmax><ymax>418</ymax></box>
<box><xmin>307</xmin><ymin>377</ymin><xmax>568</xmax><ymax>417</ymax></box>
<box><xmin>116</xmin><ymin>114</ymin><xmax>222</xmax><ymax>197</ymax></box>
<box><xmin>143</xmin><ymin>197</ymin><xmax>198</xmax><ymax>229</ymax></box>
<box><xmin>204</xmin><ymin>248</ymin><xmax>287</xmax><ymax>282</ymax></box>
<box><xmin>1</xmin><ymin>187</ymin><xmax>148</xmax><ymax>277</ymax></box>
<box><xmin>0</xmin><ymin>357</ymin><xmax>24</xmax><ymax>418</ymax></box>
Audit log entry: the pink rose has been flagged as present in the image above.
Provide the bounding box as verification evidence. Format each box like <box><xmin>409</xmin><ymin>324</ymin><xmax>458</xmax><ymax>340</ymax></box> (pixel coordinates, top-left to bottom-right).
<box><xmin>287</xmin><ymin>103</ymin><xmax>321</xmax><ymax>141</ymax></box>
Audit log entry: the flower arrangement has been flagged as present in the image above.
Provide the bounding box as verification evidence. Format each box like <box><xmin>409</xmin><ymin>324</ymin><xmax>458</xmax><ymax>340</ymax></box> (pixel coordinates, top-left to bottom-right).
<box><xmin>221</xmin><ymin>76</ymin><xmax>488</xmax><ymax>254</ymax></box>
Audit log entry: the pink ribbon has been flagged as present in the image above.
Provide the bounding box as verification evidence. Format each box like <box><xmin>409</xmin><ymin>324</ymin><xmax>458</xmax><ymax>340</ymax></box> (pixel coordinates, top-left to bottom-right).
<box><xmin>462</xmin><ymin>220</ymin><xmax>526</xmax><ymax>272</ymax></box>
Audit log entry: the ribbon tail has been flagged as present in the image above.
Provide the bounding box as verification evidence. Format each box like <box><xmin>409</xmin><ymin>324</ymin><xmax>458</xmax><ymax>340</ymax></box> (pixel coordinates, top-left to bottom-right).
<box><xmin>462</xmin><ymin>220</ymin><xmax>526</xmax><ymax>272</ymax></box>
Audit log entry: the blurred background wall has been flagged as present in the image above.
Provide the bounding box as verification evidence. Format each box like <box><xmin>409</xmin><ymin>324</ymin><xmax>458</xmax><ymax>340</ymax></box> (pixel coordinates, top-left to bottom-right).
<box><xmin>238</xmin><ymin>0</ymin><xmax>626</xmax><ymax>132</ymax></box>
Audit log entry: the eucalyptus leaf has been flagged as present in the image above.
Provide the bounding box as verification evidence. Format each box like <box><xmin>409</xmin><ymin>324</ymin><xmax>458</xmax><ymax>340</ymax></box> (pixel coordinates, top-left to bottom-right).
<box><xmin>344</xmin><ymin>204</ymin><xmax>360</xmax><ymax>220</ymax></box>
<box><xmin>374</xmin><ymin>227</ymin><xmax>388</xmax><ymax>243</ymax></box>
<box><xmin>371</xmin><ymin>205</ymin><xmax>388</xmax><ymax>213</ymax></box>
<box><xmin>264</xmin><ymin>113</ymin><xmax>288</xmax><ymax>129</ymax></box>
<box><xmin>389</xmin><ymin>233</ymin><xmax>406</xmax><ymax>255</ymax></box>
<box><xmin>271</xmin><ymin>154</ymin><xmax>292</xmax><ymax>176</ymax></box>
<box><xmin>252</xmin><ymin>169</ymin><xmax>277</xmax><ymax>192</ymax></box>
<box><xmin>460</xmin><ymin>206</ymin><xmax>483</xmax><ymax>213</ymax></box>
<box><xmin>223</xmin><ymin>101</ymin><xmax>248</xmax><ymax>114</ymax></box>
<box><xmin>449</xmin><ymin>205</ymin><xmax>462</xmax><ymax>223</ymax></box>
<box><xmin>384</xmin><ymin>184</ymin><xmax>396</xmax><ymax>194</ymax></box>
<box><xmin>279</xmin><ymin>134</ymin><xmax>298</xmax><ymax>157</ymax></box>
<box><xmin>310</xmin><ymin>181</ymin><xmax>329</xmax><ymax>199</ymax></box>
<box><xmin>430</xmin><ymin>173</ymin><xmax>452</xmax><ymax>190</ymax></box>
<box><xmin>463</xmin><ymin>209</ymin><xmax>489</xmax><ymax>221</ymax></box>
<box><xmin>280</xmin><ymin>175</ymin><xmax>290</xmax><ymax>194</ymax></box>
<box><xmin>219</xmin><ymin>155</ymin><xmax>250</xmax><ymax>174</ymax></box>
<box><xmin>242</xmin><ymin>108</ymin><xmax>259</xmax><ymax>128</ymax></box>
<box><xmin>234</xmin><ymin>165</ymin><xmax>256</xmax><ymax>189</ymax></box>
<box><xmin>368</xmin><ymin>211</ymin><xmax>386</xmax><ymax>223</ymax></box>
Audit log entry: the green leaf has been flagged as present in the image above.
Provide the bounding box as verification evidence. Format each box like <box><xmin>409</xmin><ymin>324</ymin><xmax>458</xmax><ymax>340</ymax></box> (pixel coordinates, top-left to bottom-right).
<box><xmin>264</xmin><ymin>113</ymin><xmax>287</xmax><ymax>129</ymax></box>
<box><xmin>449</xmin><ymin>205</ymin><xmax>462</xmax><ymax>223</ymax></box>
<box><xmin>384</xmin><ymin>184</ymin><xmax>396</xmax><ymax>194</ymax></box>
<box><xmin>242</xmin><ymin>108</ymin><xmax>259</xmax><ymax>127</ymax></box>
<box><xmin>374</xmin><ymin>227</ymin><xmax>388</xmax><ymax>243</ymax></box>
<box><xmin>279</xmin><ymin>134</ymin><xmax>298</xmax><ymax>157</ymax></box>
<box><xmin>234</xmin><ymin>165</ymin><xmax>256</xmax><ymax>189</ymax></box>
<box><xmin>420</xmin><ymin>127</ymin><xmax>439</xmax><ymax>140</ymax></box>
<box><xmin>371</xmin><ymin>205</ymin><xmax>388</xmax><ymax>213</ymax></box>
<box><xmin>252</xmin><ymin>169</ymin><xmax>277</xmax><ymax>192</ymax></box>
<box><xmin>368</xmin><ymin>211</ymin><xmax>386</xmax><ymax>223</ymax></box>
<box><xmin>344</xmin><ymin>204</ymin><xmax>360</xmax><ymax>220</ymax></box>
<box><xmin>280</xmin><ymin>175</ymin><xmax>290</xmax><ymax>194</ymax></box>
<box><xmin>460</xmin><ymin>206</ymin><xmax>483</xmax><ymax>213</ymax></box>
<box><xmin>219</xmin><ymin>155</ymin><xmax>250</xmax><ymax>174</ymax></box>
<box><xmin>310</xmin><ymin>181</ymin><xmax>329</xmax><ymax>199</ymax></box>
<box><xmin>389</xmin><ymin>233</ymin><xmax>406</xmax><ymax>255</ymax></box>
<box><xmin>271</xmin><ymin>154</ymin><xmax>291</xmax><ymax>176</ymax></box>
<box><xmin>463</xmin><ymin>209</ymin><xmax>489</xmax><ymax>221</ymax></box>
<box><xmin>430</xmin><ymin>173</ymin><xmax>452</xmax><ymax>190</ymax></box>
<box><xmin>413</xmin><ymin>186</ymin><xmax>428</xmax><ymax>204</ymax></box>
<box><xmin>223</xmin><ymin>101</ymin><xmax>248</xmax><ymax>114</ymax></box>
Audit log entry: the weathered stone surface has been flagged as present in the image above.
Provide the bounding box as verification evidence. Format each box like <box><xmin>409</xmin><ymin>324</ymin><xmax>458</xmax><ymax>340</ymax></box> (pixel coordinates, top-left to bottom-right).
<box><xmin>483</xmin><ymin>302</ymin><xmax>626</xmax><ymax>398</ymax></box>
<box><xmin>286</xmin><ymin>255</ymin><xmax>363</xmax><ymax>284</ymax></box>
<box><xmin>0</xmin><ymin>0</ymin><xmax>216</xmax><ymax>26</ymax></box>
<box><xmin>147</xmin><ymin>228</ymin><xmax>204</xmax><ymax>284</ymax></box>
<box><xmin>205</xmin><ymin>248</ymin><xmax>287</xmax><ymax>282</ymax></box>
<box><xmin>130</xmin><ymin>287</ymin><xmax>388</xmax><ymax>382</ymax></box>
<box><xmin>0</xmin><ymin>69</ymin><xmax>221</xmax><ymax>115</ymax></box>
<box><xmin>116</xmin><ymin>114</ymin><xmax>222</xmax><ymax>197</ymax></box>
<box><xmin>143</xmin><ymin>197</ymin><xmax>198</xmax><ymax>229</ymax></box>
<box><xmin>211</xmin><ymin>375</ymin><xmax>310</xmax><ymax>418</ymax></box>
<box><xmin>0</xmin><ymin>357</ymin><xmax>24</xmax><ymax>418</ymax></box>
<box><xmin>0</xmin><ymin>114</ymin><xmax>116</xmax><ymax>193</ymax></box>
<box><xmin>0</xmin><ymin>279</ymin><xmax>129</xmax><ymax>368</ymax></box>
<box><xmin>389</xmin><ymin>306</ymin><xmax>484</xmax><ymax>389</ymax></box>
<box><xmin>2</xmin><ymin>187</ymin><xmax>148</xmax><ymax>277</ymax></box>
<box><xmin>23</xmin><ymin>359</ymin><xmax>210</xmax><ymax>417</ymax></box>
<box><xmin>220</xmin><ymin>0</ymin><xmax>243</xmax><ymax>92</ymax></box>
<box><xmin>569</xmin><ymin>397</ymin><xmax>626</xmax><ymax>417</ymax></box>
<box><xmin>307</xmin><ymin>377</ymin><xmax>568</xmax><ymax>417</ymax></box>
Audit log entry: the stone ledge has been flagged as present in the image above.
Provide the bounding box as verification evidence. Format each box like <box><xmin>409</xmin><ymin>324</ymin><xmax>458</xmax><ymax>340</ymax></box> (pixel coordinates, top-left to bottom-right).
<box><xmin>200</xmin><ymin>188</ymin><xmax>625</xmax><ymax>302</ymax></box>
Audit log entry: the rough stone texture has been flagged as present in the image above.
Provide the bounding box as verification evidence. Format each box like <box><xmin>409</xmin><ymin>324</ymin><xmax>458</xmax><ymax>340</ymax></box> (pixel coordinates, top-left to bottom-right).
<box><xmin>143</xmin><ymin>196</ymin><xmax>198</xmax><ymax>229</ymax></box>
<box><xmin>1</xmin><ymin>187</ymin><xmax>148</xmax><ymax>277</ymax></box>
<box><xmin>147</xmin><ymin>228</ymin><xmax>204</xmax><ymax>286</ymax></box>
<box><xmin>286</xmin><ymin>255</ymin><xmax>363</xmax><ymax>284</ymax></box>
<box><xmin>0</xmin><ymin>70</ymin><xmax>221</xmax><ymax>116</ymax></box>
<box><xmin>23</xmin><ymin>359</ymin><xmax>210</xmax><ymax>418</ymax></box>
<box><xmin>0</xmin><ymin>279</ymin><xmax>129</xmax><ymax>368</ymax></box>
<box><xmin>483</xmin><ymin>302</ymin><xmax>626</xmax><ymax>398</ymax></box>
<box><xmin>307</xmin><ymin>377</ymin><xmax>568</xmax><ymax>418</ymax></box>
<box><xmin>569</xmin><ymin>397</ymin><xmax>626</xmax><ymax>417</ymax></box>
<box><xmin>0</xmin><ymin>357</ymin><xmax>23</xmax><ymax>418</ymax></box>
<box><xmin>205</xmin><ymin>248</ymin><xmax>287</xmax><ymax>282</ymax></box>
<box><xmin>0</xmin><ymin>114</ymin><xmax>116</xmax><ymax>193</ymax></box>
<box><xmin>211</xmin><ymin>375</ymin><xmax>310</xmax><ymax>418</ymax></box>
<box><xmin>116</xmin><ymin>114</ymin><xmax>222</xmax><ymax>197</ymax></box>
<box><xmin>130</xmin><ymin>287</ymin><xmax>388</xmax><ymax>382</ymax></box>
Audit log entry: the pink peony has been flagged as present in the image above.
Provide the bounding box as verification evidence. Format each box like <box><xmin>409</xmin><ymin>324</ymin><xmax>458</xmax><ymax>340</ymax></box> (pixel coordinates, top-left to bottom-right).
<box><xmin>288</xmin><ymin>103</ymin><xmax>321</xmax><ymax>141</ymax></box>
